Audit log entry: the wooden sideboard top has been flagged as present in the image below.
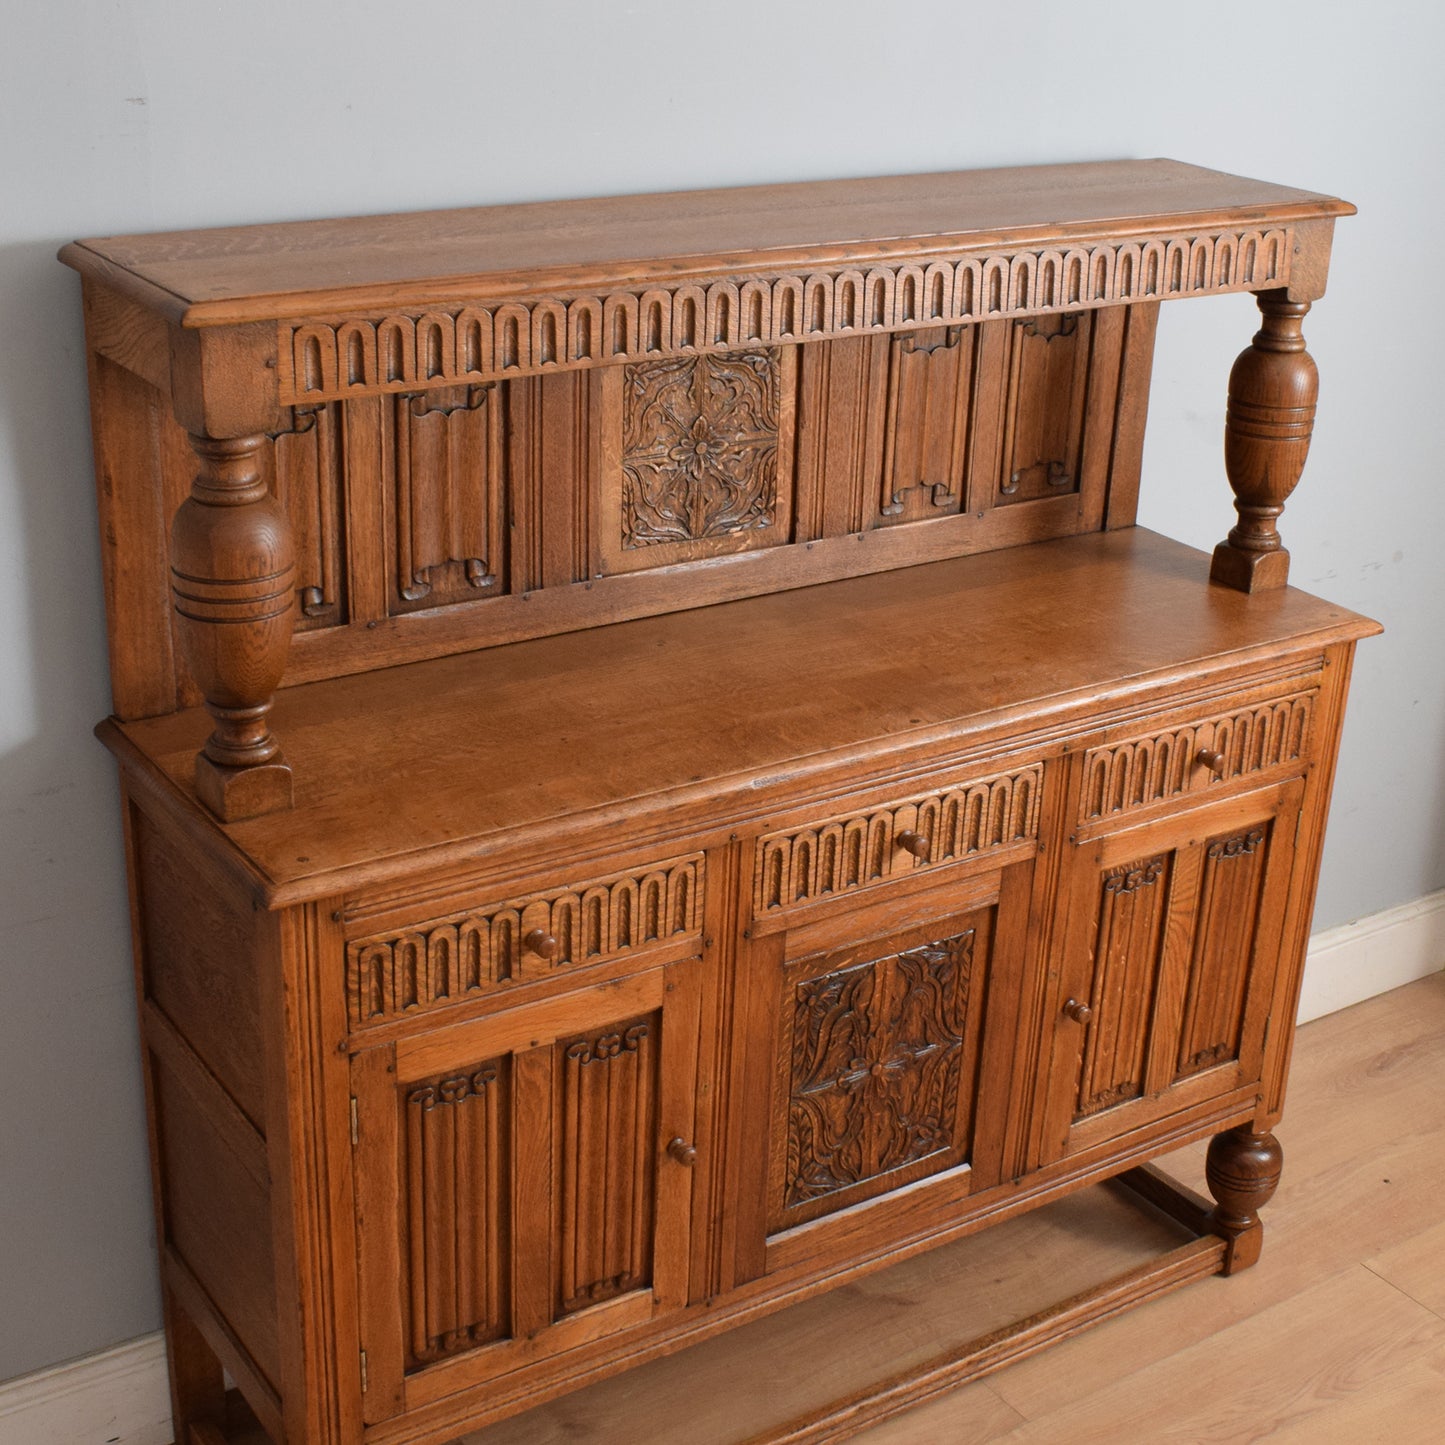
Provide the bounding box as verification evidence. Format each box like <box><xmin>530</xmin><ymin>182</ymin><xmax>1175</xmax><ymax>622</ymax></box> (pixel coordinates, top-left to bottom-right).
<box><xmin>101</xmin><ymin>528</ymin><xmax>1378</xmax><ymax>905</ymax></box>
<box><xmin>60</xmin><ymin>159</ymin><xmax>1352</xmax><ymax>326</ymax></box>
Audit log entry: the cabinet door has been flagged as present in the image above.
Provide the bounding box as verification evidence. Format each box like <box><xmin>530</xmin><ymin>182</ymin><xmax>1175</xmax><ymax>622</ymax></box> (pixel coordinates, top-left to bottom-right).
<box><xmin>1039</xmin><ymin>778</ymin><xmax>1303</xmax><ymax>1163</ymax></box>
<box><xmin>733</xmin><ymin>863</ymin><xmax>1033</xmax><ymax>1282</ymax></box>
<box><xmin>351</xmin><ymin>959</ymin><xmax>702</xmax><ymax>1422</ymax></box>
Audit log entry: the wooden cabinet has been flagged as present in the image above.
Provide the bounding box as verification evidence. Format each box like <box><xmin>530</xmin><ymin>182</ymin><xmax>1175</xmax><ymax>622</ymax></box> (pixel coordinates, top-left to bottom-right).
<box><xmin>62</xmin><ymin>160</ymin><xmax>1379</xmax><ymax>1443</ymax></box>
<box><xmin>351</xmin><ymin>958</ymin><xmax>704</xmax><ymax>1424</ymax></box>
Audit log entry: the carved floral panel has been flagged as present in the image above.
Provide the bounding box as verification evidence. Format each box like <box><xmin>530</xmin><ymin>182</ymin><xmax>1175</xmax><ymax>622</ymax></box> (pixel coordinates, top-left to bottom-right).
<box><xmin>783</xmin><ymin>931</ymin><xmax>974</xmax><ymax>1221</ymax></box>
<box><xmin>620</xmin><ymin>349</ymin><xmax>782</xmax><ymax>549</ymax></box>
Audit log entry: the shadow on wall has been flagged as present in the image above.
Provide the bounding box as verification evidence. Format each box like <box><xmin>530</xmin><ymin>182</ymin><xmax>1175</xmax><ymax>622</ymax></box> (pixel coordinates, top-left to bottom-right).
<box><xmin>0</xmin><ymin>237</ymin><xmax>161</xmax><ymax>1383</ymax></box>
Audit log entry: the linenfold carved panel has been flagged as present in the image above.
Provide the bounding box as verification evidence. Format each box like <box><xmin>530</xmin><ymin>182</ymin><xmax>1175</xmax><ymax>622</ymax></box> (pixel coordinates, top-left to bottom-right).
<box><xmin>754</xmin><ymin>764</ymin><xmax>1042</xmax><ymax>913</ymax></box>
<box><xmin>1076</xmin><ymin>855</ymin><xmax>1170</xmax><ymax>1118</ymax></box>
<box><xmin>998</xmin><ymin>314</ymin><xmax>1089</xmax><ymax>504</ymax></box>
<box><xmin>390</xmin><ymin>385</ymin><xmax>504</xmax><ymax>612</ymax></box>
<box><xmin>1175</xmin><ymin>827</ymin><xmax>1269</xmax><ymax>1078</ymax></box>
<box><xmin>555</xmin><ymin>1016</ymin><xmax>657</xmax><ymax>1315</ymax></box>
<box><xmin>783</xmin><ymin>932</ymin><xmax>973</xmax><ymax>1219</ymax></box>
<box><xmin>266</xmin><ymin>404</ymin><xmax>346</xmax><ymax>630</ymax></box>
<box><xmin>620</xmin><ymin>351</ymin><xmax>781</xmax><ymax>548</ymax></box>
<box><xmin>402</xmin><ymin>1060</ymin><xmax>510</xmax><ymax>1366</ymax></box>
<box><xmin>347</xmin><ymin>854</ymin><xmax>704</xmax><ymax>1029</ymax></box>
<box><xmin>879</xmin><ymin>327</ymin><xmax>970</xmax><ymax>521</ymax></box>
<box><xmin>280</xmin><ymin>228</ymin><xmax>1291</xmax><ymax>402</ymax></box>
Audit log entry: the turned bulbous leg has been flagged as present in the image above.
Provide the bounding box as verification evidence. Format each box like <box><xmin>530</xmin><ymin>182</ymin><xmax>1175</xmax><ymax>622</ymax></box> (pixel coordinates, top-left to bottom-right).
<box><xmin>171</xmin><ymin>433</ymin><xmax>296</xmax><ymax>821</ymax></box>
<box><xmin>1205</xmin><ymin>1126</ymin><xmax>1283</xmax><ymax>1273</ymax></box>
<box><xmin>1211</xmin><ymin>290</ymin><xmax>1318</xmax><ymax>593</ymax></box>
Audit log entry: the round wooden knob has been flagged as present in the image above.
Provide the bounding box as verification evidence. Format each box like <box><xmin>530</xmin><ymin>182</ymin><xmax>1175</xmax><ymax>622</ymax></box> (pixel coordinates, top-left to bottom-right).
<box><xmin>1196</xmin><ymin>748</ymin><xmax>1227</xmax><ymax>777</ymax></box>
<box><xmin>895</xmin><ymin>829</ymin><xmax>930</xmax><ymax>860</ymax></box>
<box><xmin>667</xmin><ymin>1137</ymin><xmax>697</xmax><ymax>1167</ymax></box>
<box><xmin>1063</xmin><ymin>998</ymin><xmax>1093</xmax><ymax>1025</ymax></box>
<box><xmin>522</xmin><ymin>928</ymin><xmax>559</xmax><ymax>959</ymax></box>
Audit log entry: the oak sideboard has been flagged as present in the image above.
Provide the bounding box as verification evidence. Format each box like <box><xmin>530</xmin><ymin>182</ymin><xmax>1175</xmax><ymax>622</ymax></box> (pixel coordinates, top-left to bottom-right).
<box><xmin>62</xmin><ymin>159</ymin><xmax>1377</xmax><ymax>1444</ymax></box>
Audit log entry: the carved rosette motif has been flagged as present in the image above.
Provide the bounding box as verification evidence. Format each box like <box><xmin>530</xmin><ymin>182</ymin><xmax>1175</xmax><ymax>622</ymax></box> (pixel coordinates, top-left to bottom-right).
<box><xmin>786</xmin><ymin>933</ymin><xmax>972</xmax><ymax>1211</ymax></box>
<box><xmin>346</xmin><ymin>855</ymin><xmax>703</xmax><ymax>1028</ymax></box>
<box><xmin>280</xmin><ymin>228</ymin><xmax>1293</xmax><ymax>402</ymax></box>
<box><xmin>620</xmin><ymin>350</ymin><xmax>780</xmax><ymax>548</ymax></box>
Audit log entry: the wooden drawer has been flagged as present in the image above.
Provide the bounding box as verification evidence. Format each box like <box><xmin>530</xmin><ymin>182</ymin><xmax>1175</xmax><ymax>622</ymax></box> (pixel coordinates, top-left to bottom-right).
<box><xmin>752</xmin><ymin>759</ymin><xmax>1044</xmax><ymax>917</ymax></box>
<box><xmin>1079</xmin><ymin>684</ymin><xmax>1316</xmax><ymax>825</ymax></box>
<box><xmin>344</xmin><ymin>852</ymin><xmax>705</xmax><ymax>1031</ymax></box>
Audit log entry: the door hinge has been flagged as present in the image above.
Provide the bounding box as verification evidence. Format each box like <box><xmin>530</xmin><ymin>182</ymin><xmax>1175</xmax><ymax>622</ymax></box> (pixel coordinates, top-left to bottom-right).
<box><xmin>359</xmin><ymin>1347</ymin><xmax>368</xmax><ymax>1393</ymax></box>
<box><xmin>350</xmin><ymin>1097</ymin><xmax>359</xmax><ymax>1147</ymax></box>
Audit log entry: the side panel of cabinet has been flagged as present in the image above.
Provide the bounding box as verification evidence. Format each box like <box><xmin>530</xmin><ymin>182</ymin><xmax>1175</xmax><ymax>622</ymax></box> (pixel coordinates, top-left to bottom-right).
<box><xmin>1039</xmin><ymin>778</ymin><xmax>1304</xmax><ymax>1164</ymax></box>
<box><xmin>351</xmin><ymin>960</ymin><xmax>702</xmax><ymax>1422</ymax></box>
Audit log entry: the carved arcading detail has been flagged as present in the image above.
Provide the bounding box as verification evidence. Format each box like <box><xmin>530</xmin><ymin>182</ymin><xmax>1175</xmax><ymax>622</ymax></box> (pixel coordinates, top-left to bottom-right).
<box><xmin>347</xmin><ymin>854</ymin><xmax>704</xmax><ymax>1028</ymax></box>
<box><xmin>1081</xmin><ymin>690</ymin><xmax>1314</xmax><ymax>821</ymax></box>
<box><xmin>1209</xmin><ymin>695</ymin><xmax>1313</xmax><ymax>785</ymax></box>
<box><xmin>403</xmin><ymin>1061</ymin><xmax>508</xmax><ymax>1365</ymax></box>
<box><xmin>786</xmin><ymin>932</ymin><xmax>972</xmax><ymax>1211</ymax></box>
<box><xmin>621</xmin><ymin>350</ymin><xmax>780</xmax><ymax>547</ymax></box>
<box><xmin>556</xmin><ymin>1016</ymin><xmax>656</xmax><ymax>1315</ymax></box>
<box><xmin>279</xmin><ymin>228</ymin><xmax>1292</xmax><ymax>402</ymax></box>
<box><xmin>754</xmin><ymin>764</ymin><xmax>1043</xmax><ymax>912</ymax></box>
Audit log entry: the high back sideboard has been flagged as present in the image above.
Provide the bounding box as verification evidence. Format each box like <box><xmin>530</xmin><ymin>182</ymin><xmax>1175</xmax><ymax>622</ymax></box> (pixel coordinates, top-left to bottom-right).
<box><xmin>62</xmin><ymin>159</ymin><xmax>1376</xmax><ymax>1444</ymax></box>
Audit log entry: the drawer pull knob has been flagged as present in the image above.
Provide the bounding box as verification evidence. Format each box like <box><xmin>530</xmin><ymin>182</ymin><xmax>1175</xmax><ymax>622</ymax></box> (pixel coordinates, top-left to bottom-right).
<box><xmin>1064</xmin><ymin>998</ymin><xmax>1093</xmax><ymax>1025</ymax></box>
<box><xmin>1196</xmin><ymin>748</ymin><xmax>1227</xmax><ymax>777</ymax></box>
<box><xmin>895</xmin><ymin>829</ymin><xmax>931</xmax><ymax>860</ymax></box>
<box><xmin>522</xmin><ymin>928</ymin><xmax>559</xmax><ymax>959</ymax></box>
<box><xmin>667</xmin><ymin>1137</ymin><xmax>698</xmax><ymax>1167</ymax></box>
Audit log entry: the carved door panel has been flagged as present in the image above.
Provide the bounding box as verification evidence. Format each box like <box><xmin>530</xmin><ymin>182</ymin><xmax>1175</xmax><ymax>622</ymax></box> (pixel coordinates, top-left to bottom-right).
<box><xmin>350</xmin><ymin>959</ymin><xmax>702</xmax><ymax>1423</ymax></box>
<box><xmin>1039</xmin><ymin>778</ymin><xmax>1304</xmax><ymax>1165</ymax></box>
<box><xmin>732</xmin><ymin>862</ymin><xmax>1034</xmax><ymax>1284</ymax></box>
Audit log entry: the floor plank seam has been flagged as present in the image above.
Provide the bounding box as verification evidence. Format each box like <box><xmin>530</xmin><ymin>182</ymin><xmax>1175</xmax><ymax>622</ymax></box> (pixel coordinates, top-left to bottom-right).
<box><xmin>1359</xmin><ymin>1262</ymin><xmax>1445</xmax><ymax>1325</ymax></box>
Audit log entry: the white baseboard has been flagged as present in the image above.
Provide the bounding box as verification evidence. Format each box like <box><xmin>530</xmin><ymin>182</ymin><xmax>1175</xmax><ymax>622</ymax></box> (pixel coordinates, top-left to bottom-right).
<box><xmin>1297</xmin><ymin>888</ymin><xmax>1445</xmax><ymax>1023</ymax></box>
<box><xmin>0</xmin><ymin>1332</ymin><xmax>171</xmax><ymax>1445</ymax></box>
<box><xmin>2</xmin><ymin>894</ymin><xmax>1440</xmax><ymax>1442</ymax></box>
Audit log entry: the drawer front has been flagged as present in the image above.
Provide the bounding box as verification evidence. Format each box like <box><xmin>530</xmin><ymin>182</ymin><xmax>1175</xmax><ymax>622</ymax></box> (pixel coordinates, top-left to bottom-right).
<box><xmin>753</xmin><ymin>761</ymin><xmax>1043</xmax><ymax>915</ymax></box>
<box><xmin>1080</xmin><ymin>687</ymin><xmax>1315</xmax><ymax>825</ymax></box>
<box><xmin>346</xmin><ymin>852</ymin><xmax>705</xmax><ymax>1030</ymax></box>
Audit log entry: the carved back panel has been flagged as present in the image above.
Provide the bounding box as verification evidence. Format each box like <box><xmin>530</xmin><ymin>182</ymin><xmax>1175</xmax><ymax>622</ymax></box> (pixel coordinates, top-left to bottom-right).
<box><xmin>89</xmin><ymin>307</ymin><xmax>1157</xmax><ymax>718</ymax></box>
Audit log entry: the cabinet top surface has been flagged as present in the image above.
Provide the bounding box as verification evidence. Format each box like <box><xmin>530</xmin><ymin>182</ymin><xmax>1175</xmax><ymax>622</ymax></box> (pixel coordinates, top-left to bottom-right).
<box><xmin>61</xmin><ymin>159</ymin><xmax>1352</xmax><ymax>326</ymax></box>
<box><xmin>105</xmin><ymin>529</ymin><xmax>1378</xmax><ymax>906</ymax></box>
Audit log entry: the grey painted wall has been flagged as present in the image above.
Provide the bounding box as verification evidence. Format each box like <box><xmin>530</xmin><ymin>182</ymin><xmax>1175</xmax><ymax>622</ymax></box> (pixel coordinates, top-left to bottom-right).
<box><xmin>2</xmin><ymin>0</ymin><xmax>1440</xmax><ymax>1385</ymax></box>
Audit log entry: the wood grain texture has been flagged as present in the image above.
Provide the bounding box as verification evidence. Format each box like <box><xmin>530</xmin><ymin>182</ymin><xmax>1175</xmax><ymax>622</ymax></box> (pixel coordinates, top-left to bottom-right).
<box><xmin>59</xmin><ymin>160</ymin><xmax>1351</xmax><ymax>327</ymax></box>
<box><xmin>103</xmin><ymin>529</ymin><xmax>1375</xmax><ymax>905</ymax></box>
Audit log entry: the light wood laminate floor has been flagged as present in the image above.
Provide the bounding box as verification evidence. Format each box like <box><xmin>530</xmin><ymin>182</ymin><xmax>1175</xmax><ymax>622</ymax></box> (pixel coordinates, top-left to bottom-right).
<box><xmin>455</xmin><ymin>972</ymin><xmax>1445</xmax><ymax>1444</ymax></box>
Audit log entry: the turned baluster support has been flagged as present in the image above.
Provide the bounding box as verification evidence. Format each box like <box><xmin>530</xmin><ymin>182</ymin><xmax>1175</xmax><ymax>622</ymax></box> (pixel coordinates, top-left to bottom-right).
<box><xmin>1205</xmin><ymin>1126</ymin><xmax>1283</xmax><ymax>1274</ymax></box>
<box><xmin>1210</xmin><ymin>290</ymin><xmax>1319</xmax><ymax>593</ymax></box>
<box><xmin>171</xmin><ymin>433</ymin><xmax>296</xmax><ymax>821</ymax></box>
